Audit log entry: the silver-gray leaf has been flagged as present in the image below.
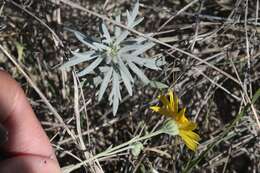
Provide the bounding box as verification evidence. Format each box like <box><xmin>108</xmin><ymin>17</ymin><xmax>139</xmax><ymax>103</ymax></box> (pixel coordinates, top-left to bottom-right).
<box><xmin>131</xmin><ymin>42</ymin><xmax>155</xmax><ymax>56</ymax></box>
<box><xmin>77</xmin><ymin>57</ymin><xmax>103</xmax><ymax>77</ymax></box>
<box><xmin>112</xmin><ymin>70</ymin><xmax>120</xmax><ymax>115</ymax></box>
<box><xmin>118</xmin><ymin>44</ymin><xmax>142</xmax><ymax>54</ymax></box>
<box><xmin>127</xmin><ymin>60</ymin><xmax>150</xmax><ymax>85</ymax></box>
<box><xmin>131</xmin><ymin>1</ymin><xmax>139</xmax><ymax>24</ymax></box>
<box><xmin>98</xmin><ymin>67</ymin><xmax>113</xmax><ymax>101</ymax></box>
<box><xmin>120</xmin><ymin>66</ymin><xmax>133</xmax><ymax>96</ymax></box>
<box><xmin>132</xmin><ymin>17</ymin><xmax>143</xmax><ymax>28</ymax></box>
<box><xmin>115</xmin><ymin>31</ymin><xmax>130</xmax><ymax>45</ymax></box>
<box><xmin>60</xmin><ymin>51</ymin><xmax>97</xmax><ymax>69</ymax></box>
<box><xmin>118</xmin><ymin>57</ymin><xmax>134</xmax><ymax>82</ymax></box>
<box><xmin>115</xmin><ymin>15</ymin><xmax>121</xmax><ymax>37</ymax></box>
<box><xmin>67</xmin><ymin>28</ymin><xmax>98</xmax><ymax>50</ymax></box>
<box><xmin>93</xmin><ymin>42</ymin><xmax>108</xmax><ymax>50</ymax></box>
<box><xmin>101</xmin><ymin>23</ymin><xmax>111</xmax><ymax>43</ymax></box>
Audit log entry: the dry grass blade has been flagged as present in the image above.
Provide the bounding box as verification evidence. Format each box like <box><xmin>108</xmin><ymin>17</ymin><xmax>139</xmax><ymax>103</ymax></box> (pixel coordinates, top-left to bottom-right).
<box><xmin>9</xmin><ymin>0</ymin><xmax>63</xmax><ymax>47</ymax></box>
<box><xmin>158</xmin><ymin>0</ymin><xmax>200</xmax><ymax>31</ymax></box>
<box><xmin>2</xmin><ymin>0</ymin><xmax>260</xmax><ymax>172</ymax></box>
<box><xmin>229</xmin><ymin>58</ymin><xmax>260</xmax><ymax>128</ymax></box>
<box><xmin>72</xmin><ymin>72</ymin><xmax>104</xmax><ymax>172</ymax></box>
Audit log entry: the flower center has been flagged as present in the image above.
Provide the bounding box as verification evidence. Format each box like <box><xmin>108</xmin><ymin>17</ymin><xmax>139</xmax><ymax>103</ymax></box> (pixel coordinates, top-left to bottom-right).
<box><xmin>107</xmin><ymin>42</ymin><xmax>120</xmax><ymax>59</ymax></box>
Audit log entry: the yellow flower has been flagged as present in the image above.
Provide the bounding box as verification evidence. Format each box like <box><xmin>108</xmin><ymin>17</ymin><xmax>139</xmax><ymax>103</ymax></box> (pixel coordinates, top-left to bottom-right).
<box><xmin>150</xmin><ymin>90</ymin><xmax>200</xmax><ymax>151</ymax></box>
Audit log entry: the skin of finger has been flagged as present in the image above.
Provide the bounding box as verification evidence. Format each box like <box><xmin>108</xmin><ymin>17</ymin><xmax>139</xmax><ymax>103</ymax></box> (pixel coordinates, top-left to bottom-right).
<box><xmin>0</xmin><ymin>71</ymin><xmax>56</xmax><ymax>159</ymax></box>
<box><xmin>0</xmin><ymin>71</ymin><xmax>20</xmax><ymax>122</ymax></box>
<box><xmin>0</xmin><ymin>122</ymin><xmax>8</xmax><ymax>146</ymax></box>
<box><xmin>0</xmin><ymin>155</ymin><xmax>61</xmax><ymax>173</ymax></box>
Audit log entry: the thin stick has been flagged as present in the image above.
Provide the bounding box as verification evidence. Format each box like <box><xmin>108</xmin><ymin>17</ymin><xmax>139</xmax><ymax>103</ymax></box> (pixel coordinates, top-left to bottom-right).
<box><xmin>194</xmin><ymin>68</ymin><xmax>241</xmax><ymax>101</ymax></box>
<box><xmin>73</xmin><ymin>72</ymin><xmax>86</xmax><ymax>151</ymax></box>
<box><xmin>158</xmin><ymin>0</ymin><xmax>200</xmax><ymax>31</ymax></box>
<box><xmin>244</xmin><ymin>0</ymin><xmax>253</xmax><ymax>98</ymax></box>
<box><xmin>256</xmin><ymin>0</ymin><xmax>259</xmax><ymax>25</ymax></box>
<box><xmin>229</xmin><ymin>58</ymin><xmax>260</xmax><ymax>128</ymax></box>
<box><xmin>9</xmin><ymin>0</ymin><xmax>63</xmax><ymax>47</ymax></box>
<box><xmin>73</xmin><ymin>72</ymin><xmax>102</xmax><ymax>172</ymax></box>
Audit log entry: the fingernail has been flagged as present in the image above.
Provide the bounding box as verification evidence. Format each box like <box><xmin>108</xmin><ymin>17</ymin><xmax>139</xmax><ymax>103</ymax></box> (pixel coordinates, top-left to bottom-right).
<box><xmin>0</xmin><ymin>123</ymin><xmax>8</xmax><ymax>146</ymax></box>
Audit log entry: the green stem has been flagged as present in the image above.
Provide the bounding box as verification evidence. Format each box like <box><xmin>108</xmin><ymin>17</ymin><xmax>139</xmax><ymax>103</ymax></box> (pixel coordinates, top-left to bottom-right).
<box><xmin>63</xmin><ymin>129</ymin><xmax>165</xmax><ymax>172</ymax></box>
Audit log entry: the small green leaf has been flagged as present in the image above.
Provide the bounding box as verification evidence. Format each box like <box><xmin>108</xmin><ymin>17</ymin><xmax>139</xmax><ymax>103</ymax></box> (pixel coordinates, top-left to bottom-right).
<box><xmin>131</xmin><ymin>142</ymin><xmax>144</xmax><ymax>157</ymax></box>
<box><xmin>15</xmin><ymin>42</ymin><xmax>24</xmax><ymax>62</ymax></box>
<box><xmin>149</xmin><ymin>81</ymin><xmax>168</xmax><ymax>89</ymax></box>
<box><xmin>252</xmin><ymin>88</ymin><xmax>260</xmax><ymax>104</ymax></box>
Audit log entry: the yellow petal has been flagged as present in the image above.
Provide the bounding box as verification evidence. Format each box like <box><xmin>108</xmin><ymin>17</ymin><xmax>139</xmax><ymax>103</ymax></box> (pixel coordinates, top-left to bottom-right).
<box><xmin>180</xmin><ymin>121</ymin><xmax>197</xmax><ymax>130</ymax></box>
<box><xmin>160</xmin><ymin>95</ymin><xmax>170</xmax><ymax>107</ymax></box>
<box><xmin>173</xmin><ymin>92</ymin><xmax>178</xmax><ymax>113</ymax></box>
<box><xmin>150</xmin><ymin>106</ymin><xmax>172</xmax><ymax>117</ymax></box>
<box><xmin>156</xmin><ymin>94</ymin><xmax>162</xmax><ymax>100</ymax></box>
<box><xmin>179</xmin><ymin>130</ymin><xmax>199</xmax><ymax>151</ymax></box>
<box><xmin>150</xmin><ymin>106</ymin><xmax>160</xmax><ymax>112</ymax></box>
<box><xmin>168</xmin><ymin>90</ymin><xmax>174</xmax><ymax>104</ymax></box>
<box><xmin>158</xmin><ymin>107</ymin><xmax>173</xmax><ymax>117</ymax></box>
<box><xmin>175</xmin><ymin>108</ymin><xmax>188</xmax><ymax>124</ymax></box>
<box><xmin>182</xmin><ymin>122</ymin><xmax>197</xmax><ymax>131</ymax></box>
<box><xmin>168</xmin><ymin>90</ymin><xmax>174</xmax><ymax>110</ymax></box>
<box><xmin>184</xmin><ymin>130</ymin><xmax>200</xmax><ymax>141</ymax></box>
<box><xmin>180</xmin><ymin>132</ymin><xmax>195</xmax><ymax>150</ymax></box>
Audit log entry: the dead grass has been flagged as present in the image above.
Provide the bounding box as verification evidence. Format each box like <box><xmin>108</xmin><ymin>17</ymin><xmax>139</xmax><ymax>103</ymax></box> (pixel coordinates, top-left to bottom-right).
<box><xmin>0</xmin><ymin>0</ymin><xmax>260</xmax><ymax>172</ymax></box>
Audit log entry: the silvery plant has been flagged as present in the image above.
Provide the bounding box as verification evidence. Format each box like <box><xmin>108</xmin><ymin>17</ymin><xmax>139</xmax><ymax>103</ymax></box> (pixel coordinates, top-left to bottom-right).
<box><xmin>61</xmin><ymin>1</ymin><xmax>165</xmax><ymax>115</ymax></box>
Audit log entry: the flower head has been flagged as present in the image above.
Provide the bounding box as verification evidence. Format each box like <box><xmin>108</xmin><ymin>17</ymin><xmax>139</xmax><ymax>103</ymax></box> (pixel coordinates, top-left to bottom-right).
<box><xmin>150</xmin><ymin>90</ymin><xmax>200</xmax><ymax>151</ymax></box>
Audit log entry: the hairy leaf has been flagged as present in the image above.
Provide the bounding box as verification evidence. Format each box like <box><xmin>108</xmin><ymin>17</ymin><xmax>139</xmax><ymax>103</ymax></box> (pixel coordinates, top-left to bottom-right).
<box><xmin>66</xmin><ymin>28</ymin><xmax>98</xmax><ymax>50</ymax></box>
<box><xmin>127</xmin><ymin>60</ymin><xmax>150</xmax><ymax>85</ymax></box>
<box><xmin>101</xmin><ymin>23</ymin><xmax>111</xmax><ymax>43</ymax></box>
<box><xmin>118</xmin><ymin>57</ymin><xmax>134</xmax><ymax>82</ymax></box>
<box><xmin>98</xmin><ymin>67</ymin><xmax>113</xmax><ymax>101</ymax></box>
<box><xmin>132</xmin><ymin>42</ymin><xmax>155</xmax><ymax>56</ymax></box>
<box><xmin>60</xmin><ymin>51</ymin><xmax>96</xmax><ymax>69</ymax></box>
<box><xmin>115</xmin><ymin>15</ymin><xmax>121</xmax><ymax>37</ymax></box>
<box><xmin>149</xmin><ymin>81</ymin><xmax>168</xmax><ymax>89</ymax></box>
<box><xmin>77</xmin><ymin>57</ymin><xmax>103</xmax><ymax>77</ymax></box>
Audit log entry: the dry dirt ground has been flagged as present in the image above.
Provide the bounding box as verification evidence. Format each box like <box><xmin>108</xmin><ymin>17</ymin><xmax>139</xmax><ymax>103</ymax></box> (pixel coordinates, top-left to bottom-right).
<box><xmin>0</xmin><ymin>0</ymin><xmax>260</xmax><ymax>172</ymax></box>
